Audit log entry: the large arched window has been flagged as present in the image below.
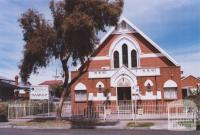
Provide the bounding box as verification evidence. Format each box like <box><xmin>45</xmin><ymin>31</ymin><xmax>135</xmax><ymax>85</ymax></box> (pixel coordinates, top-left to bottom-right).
<box><xmin>74</xmin><ymin>83</ymin><xmax>87</xmax><ymax>102</ymax></box>
<box><xmin>131</xmin><ymin>50</ymin><xmax>137</xmax><ymax>67</ymax></box>
<box><xmin>113</xmin><ymin>51</ymin><xmax>119</xmax><ymax>68</ymax></box>
<box><xmin>163</xmin><ymin>80</ymin><xmax>178</xmax><ymax>99</ymax></box>
<box><xmin>122</xmin><ymin>44</ymin><xmax>128</xmax><ymax>67</ymax></box>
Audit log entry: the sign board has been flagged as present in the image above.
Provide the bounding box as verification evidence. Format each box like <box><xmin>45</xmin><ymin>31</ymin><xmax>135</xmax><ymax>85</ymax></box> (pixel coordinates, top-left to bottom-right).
<box><xmin>30</xmin><ymin>85</ymin><xmax>49</xmax><ymax>100</ymax></box>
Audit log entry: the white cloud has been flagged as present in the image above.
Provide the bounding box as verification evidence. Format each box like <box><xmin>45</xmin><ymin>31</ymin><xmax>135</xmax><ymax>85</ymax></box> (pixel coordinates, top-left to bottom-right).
<box><xmin>124</xmin><ymin>0</ymin><xmax>193</xmax><ymax>22</ymax></box>
<box><xmin>171</xmin><ymin>44</ymin><xmax>200</xmax><ymax>77</ymax></box>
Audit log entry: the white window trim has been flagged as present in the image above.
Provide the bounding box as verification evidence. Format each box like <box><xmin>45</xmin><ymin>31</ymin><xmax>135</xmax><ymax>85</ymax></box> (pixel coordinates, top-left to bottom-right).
<box><xmin>110</xmin><ymin>35</ymin><xmax>140</xmax><ymax>68</ymax></box>
<box><xmin>144</xmin><ymin>79</ymin><xmax>154</xmax><ymax>86</ymax></box>
<box><xmin>96</xmin><ymin>81</ymin><xmax>105</xmax><ymax>88</ymax></box>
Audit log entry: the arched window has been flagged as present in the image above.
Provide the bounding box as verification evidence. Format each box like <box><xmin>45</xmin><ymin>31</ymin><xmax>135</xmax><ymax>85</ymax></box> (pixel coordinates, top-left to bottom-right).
<box><xmin>122</xmin><ymin>44</ymin><xmax>128</xmax><ymax>67</ymax></box>
<box><xmin>163</xmin><ymin>80</ymin><xmax>178</xmax><ymax>99</ymax></box>
<box><xmin>96</xmin><ymin>81</ymin><xmax>105</xmax><ymax>92</ymax></box>
<box><xmin>113</xmin><ymin>51</ymin><xmax>119</xmax><ymax>68</ymax></box>
<box><xmin>144</xmin><ymin>79</ymin><xmax>153</xmax><ymax>92</ymax></box>
<box><xmin>74</xmin><ymin>83</ymin><xmax>87</xmax><ymax>102</ymax></box>
<box><xmin>131</xmin><ymin>50</ymin><xmax>137</xmax><ymax>67</ymax></box>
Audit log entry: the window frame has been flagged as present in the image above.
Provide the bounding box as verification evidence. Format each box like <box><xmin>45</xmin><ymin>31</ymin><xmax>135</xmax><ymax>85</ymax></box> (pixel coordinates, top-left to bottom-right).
<box><xmin>122</xmin><ymin>44</ymin><xmax>128</xmax><ymax>67</ymax></box>
<box><xmin>131</xmin><ymin>49</ymin><xmax>137</xmax><ymax>67</ymax></box>
<box><xmin>113</xmin><ymin>51</ymin><xmax>120</xmax><ymax>68</ymax></box>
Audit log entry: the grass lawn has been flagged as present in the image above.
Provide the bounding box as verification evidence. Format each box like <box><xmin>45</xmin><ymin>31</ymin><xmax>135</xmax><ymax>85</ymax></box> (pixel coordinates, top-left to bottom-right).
<box><xmin>127</xmin><ymin>122</ymin><xmax>154</xmax><ymax>128</ymax></box>
<box><xmin>13</xmin><ymin>118</ymin><xmax>119</xmax><ymax>129</ymax></box>
<box><xmin>14</xmin><ymin>118</ymin><xmax>71</xmax><ymax>128</ymax></box>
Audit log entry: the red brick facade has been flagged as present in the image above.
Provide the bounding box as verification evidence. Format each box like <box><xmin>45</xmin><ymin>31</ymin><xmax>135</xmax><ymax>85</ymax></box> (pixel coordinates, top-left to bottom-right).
<box><xmin>70</xmin><ymin>18</ymin><xmax>182</xmax><ymax>110</ymax></box>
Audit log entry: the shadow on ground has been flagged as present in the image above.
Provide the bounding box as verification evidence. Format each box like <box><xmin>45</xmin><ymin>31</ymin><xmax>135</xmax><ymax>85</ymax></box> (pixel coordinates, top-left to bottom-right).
<box><xmin>70</xmin><ymin>119</ymin><xmax>119</xmax><ymax>129</ymax></box>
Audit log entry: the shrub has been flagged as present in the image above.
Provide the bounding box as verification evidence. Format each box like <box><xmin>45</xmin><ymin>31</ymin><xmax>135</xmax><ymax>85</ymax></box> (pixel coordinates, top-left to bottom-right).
<box><xmin>0</xmin><ymin>102</ymin><xmax>8</xmax><ymax>122</ymax></box>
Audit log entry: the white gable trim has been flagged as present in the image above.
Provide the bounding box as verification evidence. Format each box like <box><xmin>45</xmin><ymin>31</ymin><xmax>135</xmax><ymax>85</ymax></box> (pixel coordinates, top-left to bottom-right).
<box><xmin>90</xmin><ymin>56</ymin><xmax>110</xmax><ymax>60</ymax></box>
<box><xmin>109</xmin><ymin>34</ymin><xmax>141</xmax><ymax>68</ymax></box>
<box><xmin>90</xmin><ymin>53</ymin><xmax>164</xmax><ymax>61</ymax></box>
<box><xmin>110</xmin><ymin>66</ymin><xmax>137</xmax><ymax>87</ymax></box>
<box><xmin>140</xmin><ymin>53</ymin><xmax>164</xmax><ymax>58</ymax></box>
<box><xmin>99</xmin><ymin>16</ymin><xmax>179</xmax><ymax>66</ymax></box>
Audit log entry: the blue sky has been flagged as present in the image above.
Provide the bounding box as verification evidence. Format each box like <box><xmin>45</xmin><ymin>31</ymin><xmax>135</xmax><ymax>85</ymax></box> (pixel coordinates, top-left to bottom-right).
<box><xmin>0</xmin><ymin>0</ymin><xmax>199</xmax><ymax>84</ymax></box>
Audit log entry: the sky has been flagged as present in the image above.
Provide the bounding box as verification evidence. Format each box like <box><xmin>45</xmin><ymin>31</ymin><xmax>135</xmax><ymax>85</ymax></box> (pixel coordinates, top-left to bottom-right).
<box><xmin>0</xmin><ymin>0</ymin><xmax>199</xmax><ymax>84</ymax></box>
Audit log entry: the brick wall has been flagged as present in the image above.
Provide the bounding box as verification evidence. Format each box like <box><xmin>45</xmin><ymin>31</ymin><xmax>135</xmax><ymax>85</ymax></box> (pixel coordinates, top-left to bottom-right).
<box><xmin>182</xmin><ymin>75</ymin><xmax>200</xmax><ymax>88</ymax></box>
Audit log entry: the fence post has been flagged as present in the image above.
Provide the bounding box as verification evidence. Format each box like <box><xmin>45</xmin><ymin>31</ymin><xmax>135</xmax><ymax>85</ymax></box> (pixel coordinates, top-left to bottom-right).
<box><xmin>15</xmin><ymin>104</ymin><xmax>18</xmax><ymax>119</ymax></box>
<box><xmin>117</xmin><ymin>105</ymin><xmax>120</xmax><ymax>120</ymax></box>
<box><xmin>131</xmin><ymin>101</ymin><xmax>134</xmax><ymax>120</ymax></box>
<box><xmin>7</xmin><ymin>104</ymin><xmax>9</xmax><ymax>119</ymax></box>
<box><xmin>103</xmin><ymin>105</ymin><xmax>106</xmax><ymax>121</ymax></box>
<box><xmin>24</xmin><ymin>103</ymin><xmax>26</xmax><ymax>117</ymax></box>
<box><xmin>167</xmin><ymin>105</ymin><xmax>170</xmax><ymax>130</ymax></box>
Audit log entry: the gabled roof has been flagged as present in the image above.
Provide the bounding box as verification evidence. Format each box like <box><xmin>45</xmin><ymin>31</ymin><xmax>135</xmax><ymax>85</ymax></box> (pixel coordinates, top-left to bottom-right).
<box><xmin>99</xmin><ymin>16</ymin><xmax>179</xmax><ymax>66</ymax></box>
<box><xmin>39</xmin><ymin>80</ymin><xmax>63</xmax><ymax>86</ymax></box>
<box><xmin>181</xmin><ymin>75</ymin><xmax>200</xmax><ymax>81</ymax></box>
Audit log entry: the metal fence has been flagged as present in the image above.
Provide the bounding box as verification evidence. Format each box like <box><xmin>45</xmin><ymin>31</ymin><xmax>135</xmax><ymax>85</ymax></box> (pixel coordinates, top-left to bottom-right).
<box><xmin>72</xmin><ymin>103</ymin><xmax>168</xmax><ymax>120</ymax></box>
<box><xmin>8</xmin><ymin>100</ymin><xmax>200</xmax><ymax>124</ymax></box>
<box><xmin>8</xmin><ymin>101</ymin><xmax>71</xmax><ymax>119</ymax></box>
<box><xmin>167</xmin><ymin>100</ymin><xmax>198</xmax><ymax>130</ymax></box>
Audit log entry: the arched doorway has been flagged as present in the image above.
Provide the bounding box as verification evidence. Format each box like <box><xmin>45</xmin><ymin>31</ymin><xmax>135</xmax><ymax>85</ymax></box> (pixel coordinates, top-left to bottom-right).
<box><xmin>117</xmin><ymin>77</ymin><xmax>132</xmax><ymax>105</ymax></box>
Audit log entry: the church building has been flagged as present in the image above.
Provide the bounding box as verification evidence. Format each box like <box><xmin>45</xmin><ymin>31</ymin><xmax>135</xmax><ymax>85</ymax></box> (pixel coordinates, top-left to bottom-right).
<box><xmin>70</xmin><ymin>17</ymin><xmax>182</xmax><ymax>110</ymax></box>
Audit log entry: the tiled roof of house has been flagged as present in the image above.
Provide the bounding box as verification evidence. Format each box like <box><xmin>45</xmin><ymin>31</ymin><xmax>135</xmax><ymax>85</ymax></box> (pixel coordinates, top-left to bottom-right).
<box><xmin>39</xmin><ymin>80</ymin><xmax>63</xmax><ymax>86</ymax></box>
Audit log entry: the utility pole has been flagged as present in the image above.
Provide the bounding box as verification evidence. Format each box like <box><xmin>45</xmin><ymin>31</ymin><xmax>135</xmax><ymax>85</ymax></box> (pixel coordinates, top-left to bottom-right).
<box><xmin>53</xmin><ymin>69</ymin><xmax>60</xmax><ymax>80</ymax></box>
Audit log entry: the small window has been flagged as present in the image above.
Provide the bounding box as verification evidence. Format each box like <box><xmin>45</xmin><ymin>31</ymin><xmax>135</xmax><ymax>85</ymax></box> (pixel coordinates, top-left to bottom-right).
<box><xmin>96</xmin><ymin>81</ymin><xmax>105</xmax><ymax>92</ymax></box>
<box><xmin>144</xmin><ymin>80</ymin><xmax>153</xmax><ymax>92</ymax></box>
<box><xmin>74</xmin><ymin>83</ymin><xmax>87</xmax><ymax>102</ymax></box>
<box><xmin>113</xmin><ymin>51</ymin><xmax>119</xmax><ymax>68</ymax></box>
<box><xmin>146</xmin><ymin>83</ymin><xmax>152</xmax><ymax>91</ymax></box>
<box><xmin>163</xmin><ymin>80</ymin><xmax>178</xmax><ymax>99</ymax></box>
<box><xmin>131</xmin><ymin>50</ymin><xmax>137</xmax><ymax>67</ymax></box>
<box><xmin>75</xmin><ymin>90</ymin><xmax>87</xmax><ymax>102</ymax></box>
<box><xmin>122</xmin><ymin>44</ymin><xmax>128</xmax><ymax>67</ymax></box>
<box><xmin>164</xmin><ymin>87</ymin><xmax>177</xmax><ymax>99</ymax></box>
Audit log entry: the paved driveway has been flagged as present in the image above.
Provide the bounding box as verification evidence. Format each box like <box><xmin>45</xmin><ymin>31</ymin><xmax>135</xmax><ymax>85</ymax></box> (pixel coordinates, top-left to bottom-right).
<box><xmin>0</xmin><ymin>128</ymin><xmax>199</xmax><ymax>135</ymax></box>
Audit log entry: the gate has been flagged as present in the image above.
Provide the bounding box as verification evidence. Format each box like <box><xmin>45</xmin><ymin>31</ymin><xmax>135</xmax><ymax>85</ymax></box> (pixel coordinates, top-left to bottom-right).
<box><xmin>168</xmin><ymin>99</ymin><xmax>197</xmax><ymax>131</ymax></box>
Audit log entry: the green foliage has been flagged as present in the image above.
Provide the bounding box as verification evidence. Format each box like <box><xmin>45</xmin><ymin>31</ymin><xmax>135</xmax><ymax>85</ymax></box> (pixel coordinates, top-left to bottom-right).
<box><xmin>103</xmin><ymin>88</ymin><xmax>110</xmax><ymax>97</ymax></box>
<box><xmin>127</xmin><ymin>122</ymin><xmax>154</xmax><ymax>128</ymax></box>
<box><xmin>51</xmin><ymin>84</ymin><xmax>63</xmax><ymax>98</ymax></box>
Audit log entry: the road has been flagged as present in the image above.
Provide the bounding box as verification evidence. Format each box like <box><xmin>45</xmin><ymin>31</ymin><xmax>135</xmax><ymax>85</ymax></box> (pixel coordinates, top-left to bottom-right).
<box><xmin>0</xmin><ymin>128</ymin><xmax>199</xmax><ymax>135</ymax></box>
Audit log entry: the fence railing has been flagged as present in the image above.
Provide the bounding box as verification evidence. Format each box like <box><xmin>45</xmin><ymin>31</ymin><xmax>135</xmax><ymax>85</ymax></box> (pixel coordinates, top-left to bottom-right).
<box><xmin>72</xmin><ymin>103</ymin><xmax>168</xmax><ymax>120</ymax></box>
<box><xmin>8</xmin><ymin>101</ymin><xmax>200</xmax><ymax>122</ymax></box>
<box><xmin>8</xmin><ymin>101</ymin><xmax>71</xmax><ymax>119</ymax></box>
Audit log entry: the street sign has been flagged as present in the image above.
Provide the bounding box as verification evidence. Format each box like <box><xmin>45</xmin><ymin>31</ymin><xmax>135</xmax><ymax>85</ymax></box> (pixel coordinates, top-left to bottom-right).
<box><xmin>30</xmin><ymin>85</ymin><xmax>49</xmax><ymax>100</ymax></box>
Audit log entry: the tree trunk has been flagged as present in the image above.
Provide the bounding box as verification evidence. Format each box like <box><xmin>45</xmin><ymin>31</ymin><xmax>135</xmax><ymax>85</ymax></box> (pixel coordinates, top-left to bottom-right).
<box><xmin>56</xmin><ymin>59</ymin><xmax>69</xmax><ymax>120</ymax></box>
<box><xmin>56</xmin><ymin>58</ymin><xmax>88</xmax><ymax>119</ymax></box>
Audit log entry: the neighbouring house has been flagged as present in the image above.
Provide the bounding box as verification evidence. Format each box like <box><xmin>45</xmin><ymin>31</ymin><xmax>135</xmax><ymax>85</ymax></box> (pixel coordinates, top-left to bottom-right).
<box><xmin>70</xmin><ymin>17</ymin><xmax>182</xmax><ymax>112</ymax></box>
<box><xmin>39</xmin><ymin>80</ymin><xmax>63</xmax><ymax>100</ymax></box>
<box><xmin>181</xmin><ymin>75</ymin><xmax>200</xmax><ymax>98</ymax></box>
<box><xmin>0</xmin><ymin>75</ymin><xmax>30</xmax><ymax>101</ymax></box>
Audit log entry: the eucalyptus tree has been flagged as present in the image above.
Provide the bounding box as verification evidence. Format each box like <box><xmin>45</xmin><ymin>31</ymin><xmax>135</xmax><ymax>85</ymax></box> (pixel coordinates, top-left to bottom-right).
<box><xmin>19</xmin><ymin>0</ymin><xmax>123</xmax><ymax>119</ymax></box>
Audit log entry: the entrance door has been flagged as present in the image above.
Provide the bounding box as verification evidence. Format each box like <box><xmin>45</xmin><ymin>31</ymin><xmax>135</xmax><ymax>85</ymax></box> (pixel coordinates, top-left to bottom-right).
<box><xmin>117</xmin><ymin>87</ymin><xmax>131</xmax><ymax>101</ymax></box>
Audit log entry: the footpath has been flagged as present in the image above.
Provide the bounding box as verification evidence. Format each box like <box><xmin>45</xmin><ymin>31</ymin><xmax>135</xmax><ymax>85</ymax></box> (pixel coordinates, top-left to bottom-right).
<box><xmin>0</xmin><ymin>119</ymin><xmax>169</xmax><ymax>130</ymax></box>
